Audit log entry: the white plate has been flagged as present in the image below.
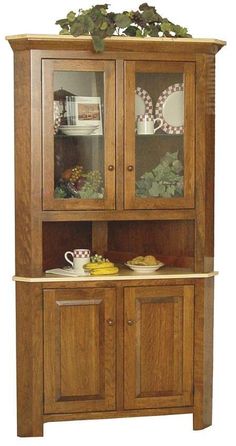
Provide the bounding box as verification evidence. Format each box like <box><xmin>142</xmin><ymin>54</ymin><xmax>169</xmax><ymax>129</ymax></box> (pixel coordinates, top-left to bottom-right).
<box><xmin>155</xmin><ymin>83</ymin><xmax>184</xmax><ymax>134</ymax></box>
<box><xmin>125</xmin><ymin>263</ymin><xmax>164</xmax><ymax>274</ymax></box>
<box><xmin>135</xmin><ymin>87</ymin><xmax>153</xmax><ymax>118</ymax></box>
<box><xmin>60</xmin><ymin>125</ymin><xmax>99</xmax><ymax>136</ymax></box>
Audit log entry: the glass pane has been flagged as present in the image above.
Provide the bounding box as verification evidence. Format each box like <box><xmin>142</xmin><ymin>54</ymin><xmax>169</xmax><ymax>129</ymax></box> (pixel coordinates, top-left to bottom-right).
<box><xmin>53</xmin><ymin>71</ymin><xmax>104</xmax><ymax>200</ymax></box>
<box><xmin>135</xmin><ymin>72</ymin><xmax>184</xmax><ymax>199</ymax></box>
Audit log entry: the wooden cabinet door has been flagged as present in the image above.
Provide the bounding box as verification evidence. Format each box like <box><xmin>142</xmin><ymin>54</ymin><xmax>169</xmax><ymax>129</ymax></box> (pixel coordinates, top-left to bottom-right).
<box><xmin>42</xmin><ymin>59</ymin><xmax>115</xmax><ymax>210</ymax></box>
<box><xmin>124</xmin><ymin>285</ymin><xmax>194</xmax><ymax>409</ymax></box>
<box><xmin>124</xmin><ymin>61</ymin><xmax>195</xmax><ymax>209</ymax></box>
<box><xmin>44</xmin><ymin>287</ymin><xmax>116</xmax><ymax>413</ymax></box>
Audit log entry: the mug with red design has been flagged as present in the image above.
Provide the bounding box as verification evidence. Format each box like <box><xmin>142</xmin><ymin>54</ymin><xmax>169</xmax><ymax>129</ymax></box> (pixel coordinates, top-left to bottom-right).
<box><xmin>136</xmin><ymin>114</ymin><xmax>163</xmax><ymax>135</ymax></box>
<box><xmin>64</xmin><ymin>248</ymin><xmax>90</xmax><ymax>273</ymax></box>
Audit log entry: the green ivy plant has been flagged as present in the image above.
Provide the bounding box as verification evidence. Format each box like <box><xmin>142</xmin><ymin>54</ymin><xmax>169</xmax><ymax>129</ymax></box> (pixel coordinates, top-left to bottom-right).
<box><xmin>56</xmin><ymin>3</ymin><xmax>191</xmax><ymax>52</ymax></box>
<box><xmin>136</xmin><ymin>151</ymin><xmax>184</xmax><ymax>198</ymax></box>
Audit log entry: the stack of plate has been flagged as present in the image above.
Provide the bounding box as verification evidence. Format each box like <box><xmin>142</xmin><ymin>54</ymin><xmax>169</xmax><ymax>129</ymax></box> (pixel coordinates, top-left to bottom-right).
<box><xmin>60</xmin><ymin>124</ymin><xmax>99</xmax><ymax>136</ymax></box>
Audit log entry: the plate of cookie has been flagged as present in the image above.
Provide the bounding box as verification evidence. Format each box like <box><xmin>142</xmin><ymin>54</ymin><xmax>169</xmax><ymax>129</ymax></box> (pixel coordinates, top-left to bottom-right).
<box><xmin>125</xmin><ymin>255</ymin><xmax>164</xmax><ymax>274</ymax></box>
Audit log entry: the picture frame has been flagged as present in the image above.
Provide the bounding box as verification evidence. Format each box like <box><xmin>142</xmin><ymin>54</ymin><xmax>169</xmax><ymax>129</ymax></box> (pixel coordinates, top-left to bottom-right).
<box><xmin>66</xmin><ymin>96</ymin><xmax>103</xmax><ymax>135</ymax></box>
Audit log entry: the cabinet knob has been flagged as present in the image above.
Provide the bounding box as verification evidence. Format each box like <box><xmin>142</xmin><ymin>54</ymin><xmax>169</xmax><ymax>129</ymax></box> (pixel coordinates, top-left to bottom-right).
<box><xmin>127</xmin><ymin>165</ymin><xmax>134</xmax><ymax>172</ymax></box>
<box><xmin>106</xmin><ymin>319</ymin><xmax>115</xmax><ymax>326</ymax></box>
<box><xmin>108</xmin><ymin>165</ymin><xmax>115</xmax><ymax>171</ymax></box>
<box><xmin>127</xmin><ymin>319</ymin><xmax>136</xmax><ymax>326</ymax></box>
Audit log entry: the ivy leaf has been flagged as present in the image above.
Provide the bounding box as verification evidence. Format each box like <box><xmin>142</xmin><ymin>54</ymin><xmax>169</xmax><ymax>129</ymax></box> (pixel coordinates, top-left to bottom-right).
<box><xmin>123</xmin><ymin>25</ymin><xmax>139</xmax><ymax>36</ymax></box>
<box><xmin>115</xmin><ymin>13</ymin><xmax>131</xmax><ymax>28</ymax></box>
<box><xmin>149</xmin><ymin>24</ymin><xmax>161</xmax><ymax>37</ymax></box>
<box><xmin>70</xmin><ymin>22</ymin><xmax>82</xmax><ymax>36</ymax></box>
<box><xmin>67</xmin><ymin>11</ymin><xmax>76</xmax><ymax>23</ymax></box>
<box><xmin>139</xmin><ymin>3</ymin><xmax>152</xmax><ymax>11</ymax></box>
<box><xmin>55</xmin><ymin>18</ymin><xmax>69</xmax><ymax>27</ymax></box>
<box><xmin>136</xmin><ymin>28</ymin><xmax>143</xmax><ymax>37</ymax></box>
<box><xmin>142</xmin><ymin>9</ymin><xmax>157</xmax><ymax>22</ymax></box>
<box><xmin>100</xmin><ymin>21</ymin><xmax>108</xmax><ymax>31</ymax></box>
<box><xmin>161</xmin><ymin>21</ymin><xmax>172</xmax><ymax>33</ymax></box>
<box><xmin>92</xmin><ymin>35</ymin><xmax>105</xmax><ymax>52</ymax></box>
<box><xmin>59</xmin><ymin>28</ymin><xmax>70</xmax><ymax>35</ymax></box>
<box><xmin>173</xmin><ymin>24</ymin><xmax>189</xmax><ymax>37</ymax></box>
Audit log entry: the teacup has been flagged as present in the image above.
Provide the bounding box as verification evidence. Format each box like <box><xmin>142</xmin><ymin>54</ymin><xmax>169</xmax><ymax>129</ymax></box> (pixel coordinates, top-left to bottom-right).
<box><xmin>136</xmin><ymin>114</ymin><xmax>163</xmax><ymax>135</ymax></box>
<box><xmin>64</xmin><ymin>249</ymin><xmax>90</xmax><ymax>274</ymax></box>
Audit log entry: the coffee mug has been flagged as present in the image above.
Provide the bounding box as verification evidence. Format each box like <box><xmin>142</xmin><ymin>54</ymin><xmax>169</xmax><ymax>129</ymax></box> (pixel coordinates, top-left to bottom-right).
<box><xmin>64</xmin><ymin>248</ymin><xmax>90</xmax><ymax>273</ymax></box>
<box><xmin>136</xmin><ymin>114</ymin><xmax>163</xmax><ymax>135</ymax></box>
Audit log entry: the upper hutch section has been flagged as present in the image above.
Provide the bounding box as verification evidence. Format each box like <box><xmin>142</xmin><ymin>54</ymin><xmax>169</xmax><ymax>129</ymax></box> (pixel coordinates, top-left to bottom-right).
<box><xmin>7</xmin><ymin>35</ymin><xmax>225</xmax><ymax>275</ymax></box>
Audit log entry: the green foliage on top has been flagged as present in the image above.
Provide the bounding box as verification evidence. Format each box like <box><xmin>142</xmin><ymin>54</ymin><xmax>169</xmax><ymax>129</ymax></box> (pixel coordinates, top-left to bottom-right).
<box><xmin>56</xmin><ymin>3</ymin><xmax>191</xmax><ymax>52</ymax></box>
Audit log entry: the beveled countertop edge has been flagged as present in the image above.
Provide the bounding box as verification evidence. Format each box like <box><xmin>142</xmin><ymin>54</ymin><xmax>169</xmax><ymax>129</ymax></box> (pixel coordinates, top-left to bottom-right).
<box><xmin>13</xmin><ymin>271</ymin><xmax>219</xmax><ymax>283</ymax></box>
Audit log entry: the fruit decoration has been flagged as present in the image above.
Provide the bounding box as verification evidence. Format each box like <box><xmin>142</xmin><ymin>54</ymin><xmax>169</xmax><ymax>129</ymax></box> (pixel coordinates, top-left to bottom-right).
<box><xmin>54</xmin><ymin>164</ymin><xmax>104</xmax><ymax>199</ymax></box>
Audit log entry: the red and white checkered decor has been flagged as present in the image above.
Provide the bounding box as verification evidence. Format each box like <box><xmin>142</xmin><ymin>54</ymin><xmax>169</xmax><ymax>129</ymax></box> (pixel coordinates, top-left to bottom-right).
<box><xmin>135</xmin><ymin>87</ymin><xmax>153</xmax><ymax>115</ymax></box>
<box><xmin>73</xmin><ymin>249</ymin><xmax>90</xmax><ymax>258</ymax></box>
<box><xmin>155</xmin><ymin>83</ymin><xmax>184</xmax><ymax>135</ymax></box>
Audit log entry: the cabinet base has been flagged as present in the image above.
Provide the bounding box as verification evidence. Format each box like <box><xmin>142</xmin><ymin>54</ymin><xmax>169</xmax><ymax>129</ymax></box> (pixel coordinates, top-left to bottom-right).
<box><xmin>17</xmin><ymin>406</ymin><xmax>214</xmax><ymax>436</ymax></box>
<box><xmin>43</xmin><ymin>407</ymin><xmax>193</xmax><ymax>423</ymax></box>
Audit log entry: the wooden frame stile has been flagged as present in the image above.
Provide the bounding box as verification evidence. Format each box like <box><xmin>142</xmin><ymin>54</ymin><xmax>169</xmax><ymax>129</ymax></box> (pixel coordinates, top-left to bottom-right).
<box><xmin>124</xmin><ymin>61</ymin><xmax>195</xmax><ymax>210</ymax></box>
<box><xmin>14</xmin><ymin>49</ymin><xmax>43</xmax><ymax>277</ymax></box>
<box><xmin>42</xmin><ymin>59</ymin><xmax>116</xmax><ymax>211</ymax></box>
<box><xmin>195</xmin><ymin>54</ymin><xmax>215</xmax><ymax>272</ymax></box>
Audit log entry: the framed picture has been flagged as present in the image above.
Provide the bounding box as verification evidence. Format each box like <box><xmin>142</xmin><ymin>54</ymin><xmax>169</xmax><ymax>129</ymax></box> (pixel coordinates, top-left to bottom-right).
<box><xmin>66</xmin><ymin>96</ymin><xmax>103</xmax><ymax>135</ymax></box>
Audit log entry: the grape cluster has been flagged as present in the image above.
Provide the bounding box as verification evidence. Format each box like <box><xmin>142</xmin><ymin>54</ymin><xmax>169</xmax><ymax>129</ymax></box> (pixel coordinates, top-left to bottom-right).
<box><xmin>86</xmin><ymin>170</ymin><xmax>103</xmax><ymax>191</ymax></box>
<box><xmin>69</xmin><ymin>165</ymin><xmax>83</xmax><ymax>183</ymax></box>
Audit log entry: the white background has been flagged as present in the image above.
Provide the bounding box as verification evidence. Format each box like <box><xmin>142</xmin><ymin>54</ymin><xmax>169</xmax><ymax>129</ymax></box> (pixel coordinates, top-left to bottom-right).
<box><xmin>1</xmin><ymin>0</ymin><xmax>235</xmax><ymax>443</ymax></box>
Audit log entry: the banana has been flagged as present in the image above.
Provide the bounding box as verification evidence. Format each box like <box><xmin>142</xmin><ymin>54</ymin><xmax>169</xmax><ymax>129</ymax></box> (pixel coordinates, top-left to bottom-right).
<box><xmin>84</xmin><ymin>261</ymin><xmax>114</xmax><ymax>270</ymax></box>
<box><xmin>90</xmin><ymin>267</ymin><xmax>119</xmax><ymax>276</ymax></box>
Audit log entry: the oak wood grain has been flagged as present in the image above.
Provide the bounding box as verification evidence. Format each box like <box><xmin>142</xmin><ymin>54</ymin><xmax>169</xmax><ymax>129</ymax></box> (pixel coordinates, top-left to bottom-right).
<box><xmin>16</xmin><ymin>282</ymin><xmax>43</xmax><ymax>436</ymax></box>
<box><xmin>43</xmin><ymin>406</ymin><xmax>193</xmax><ymax>422</ymax></box>
<box><xmin>193</xmin><ymin>278</ymin><xmax>214</xmax><ymax>429</ymax></box>
<box><xmin>7</xmin><ymin>35</ymin><xmax>226</xmax><ymax>54</ymax></box>
<box><xmin>42</xmin><ymin>59</ymin><xmax>116</xmax><ymax>210</ymax></box>
<box><xmin>124</xmin><ymin>285</ymin><xmax>193</xmax><ymax>409</ymax></box>
<box><xmin>124</xmin><ymin>61</ymin><xmax>195</xmax><ymax>210</ymax></box>
<box><xmin>44</xmin><ymin>287</ymin><xmax>116</xmax><ymax>413</ymax></box>
<box><xmin>195</xmin><ymin>55</ymin><xmax>215</xmax><ymax>272</ymax></box>
<box><xmin>14</xmin><ymin>50</ymin><xmax>42</xmax><ymax>276</ymax></box>
<box><xmin>42</xmin><ymin>209</ymin><xmax>196</xmax><ymax>221</ymax></box>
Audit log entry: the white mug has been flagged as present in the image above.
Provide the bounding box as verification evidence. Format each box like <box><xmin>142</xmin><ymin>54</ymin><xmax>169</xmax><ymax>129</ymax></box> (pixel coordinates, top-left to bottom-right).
<box><xmin>64</xmin><ymin>248</ymin><xmax>90</xmax><ymax>274</ymax></box>
<box><xmin>136</xmin><ymin>114</ymin><xmax>163</xmax><ymax>135</ymax></box>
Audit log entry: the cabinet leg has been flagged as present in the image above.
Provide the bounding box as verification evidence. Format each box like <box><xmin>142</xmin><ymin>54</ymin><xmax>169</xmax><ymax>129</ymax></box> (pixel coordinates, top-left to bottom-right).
<box><xmin>16</xmin><ymin>283</ymin><xmax>44</xmax><ymax>437</ymax></box>
<box><xmin>193</xmin><ymin>278</ymin><xmax>214</xmax><ymax>430</ymax></box>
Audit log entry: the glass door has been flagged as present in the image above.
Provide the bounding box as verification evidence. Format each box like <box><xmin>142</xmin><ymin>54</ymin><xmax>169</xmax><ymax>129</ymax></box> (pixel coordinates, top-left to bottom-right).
<box><xmin>124</xmin><ymin>61</ymin><xmax>195</xmax><ymax>209</ymax></box>
<box><xmin>43</xmin><ymin>60</ymin><xmax>115</xmax><ymax>210</ymax></box>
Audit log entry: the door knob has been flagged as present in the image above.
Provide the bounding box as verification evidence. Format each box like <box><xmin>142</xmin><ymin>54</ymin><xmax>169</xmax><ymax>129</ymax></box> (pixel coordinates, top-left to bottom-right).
<box><xmin>127</xmin><ymin>319</ymin><xmax>136</xmax><ymax>326</ymax></box>
<box><xmin>127</xmin><ymin>165</ymin><xmax>134</xmax><ymax>172</ymax></box>
<box><xmin>108</xmin><ymin>165</ymin><xmax>115</xmax><ymax>171</ymax></box>
<box><xmin>106</xmin><ymin>319</ymin><xmax>115</xmax><ymax>326</ymax></box>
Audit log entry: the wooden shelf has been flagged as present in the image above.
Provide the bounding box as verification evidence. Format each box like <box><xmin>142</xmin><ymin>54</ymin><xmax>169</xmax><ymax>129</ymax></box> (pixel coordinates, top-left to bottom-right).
<box><xmin>42</xmin><ymin>209</ymin><xmax>196</xmax><ymax>221</ymax></box>
<box><xmin>13</xmin><ymin>266</ymin><xmax>218</xmax><ymax>283</ymax></box>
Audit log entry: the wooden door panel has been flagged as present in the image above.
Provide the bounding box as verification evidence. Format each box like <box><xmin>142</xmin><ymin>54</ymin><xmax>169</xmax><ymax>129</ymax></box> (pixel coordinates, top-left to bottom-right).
<box><xmin>42</xmin><ymin>59</ymin><xmax>116</xmax><ymax>211</ymax></box>
<box><xmin>124</xmin><ymin>286</ymin><xmax>194</xmax><ymax>409</ymax></box>
<box><xmin>124</xmin><ymin>61</ymin><xmax>195</xmax><ymax>210</ymax></box>
<box><xmin>44</xmin><ymin>288</ymin><xmax>116</xmax><ymax>413</ymax></box>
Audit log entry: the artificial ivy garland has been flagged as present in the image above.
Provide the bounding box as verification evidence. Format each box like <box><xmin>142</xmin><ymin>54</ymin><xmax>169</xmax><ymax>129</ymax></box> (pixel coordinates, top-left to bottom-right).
<box><xmin>56</xmin><ymin>3</ymin><xmax>191</xmax><ymax>52</ymax></box>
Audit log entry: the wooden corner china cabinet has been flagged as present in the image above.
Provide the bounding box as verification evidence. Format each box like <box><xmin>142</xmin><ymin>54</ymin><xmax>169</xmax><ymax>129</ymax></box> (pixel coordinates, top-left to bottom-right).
<box><xmin>7</xmin><ymin>34</ymin><xmax>225</xmax><ymax>437</ymax></box>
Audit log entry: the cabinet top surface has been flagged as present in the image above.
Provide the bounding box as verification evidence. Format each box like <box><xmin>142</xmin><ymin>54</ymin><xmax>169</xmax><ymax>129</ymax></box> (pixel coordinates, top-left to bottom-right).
<box><xmin>6</xmin><ymin>34</ymin><xmax>226</xmax><ymax>54</ymax></box>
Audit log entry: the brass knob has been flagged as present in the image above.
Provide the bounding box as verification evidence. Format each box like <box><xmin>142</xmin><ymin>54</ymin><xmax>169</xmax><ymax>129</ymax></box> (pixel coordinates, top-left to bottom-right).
<box><xmin>127</xmin><ymin>165</ymin><xmax>134</xmax><ymax>172</ymax></box>
<box><xmin>108</xmin><ymin>165</ymin><xmax>114</xmax><ymax>171</ymax></box>
<box><xmin>106</xmin><ymin>319</ymin><xmax>115</xmax><ymax>326</ymax></box>
<box><xmin>127</xmin><ymin>319</ymin><xmax>136</xmax><ymax>326</ymax></box>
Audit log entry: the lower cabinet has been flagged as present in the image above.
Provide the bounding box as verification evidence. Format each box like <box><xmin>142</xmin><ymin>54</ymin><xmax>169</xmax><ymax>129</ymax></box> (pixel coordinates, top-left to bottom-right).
<box><xmin>43</xmin><ymin>284</ymin><xmax>194</xmax><ymax>415</ymax></box>
<box><xmin>43</xmin><ymin>287</ymin><xmax>116</xmax><ymax>413</ymax></box>
<box><xmin>124</xmin><ymin>285</ymin><xmax>194</xmax><ymax>409</ymax></box>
